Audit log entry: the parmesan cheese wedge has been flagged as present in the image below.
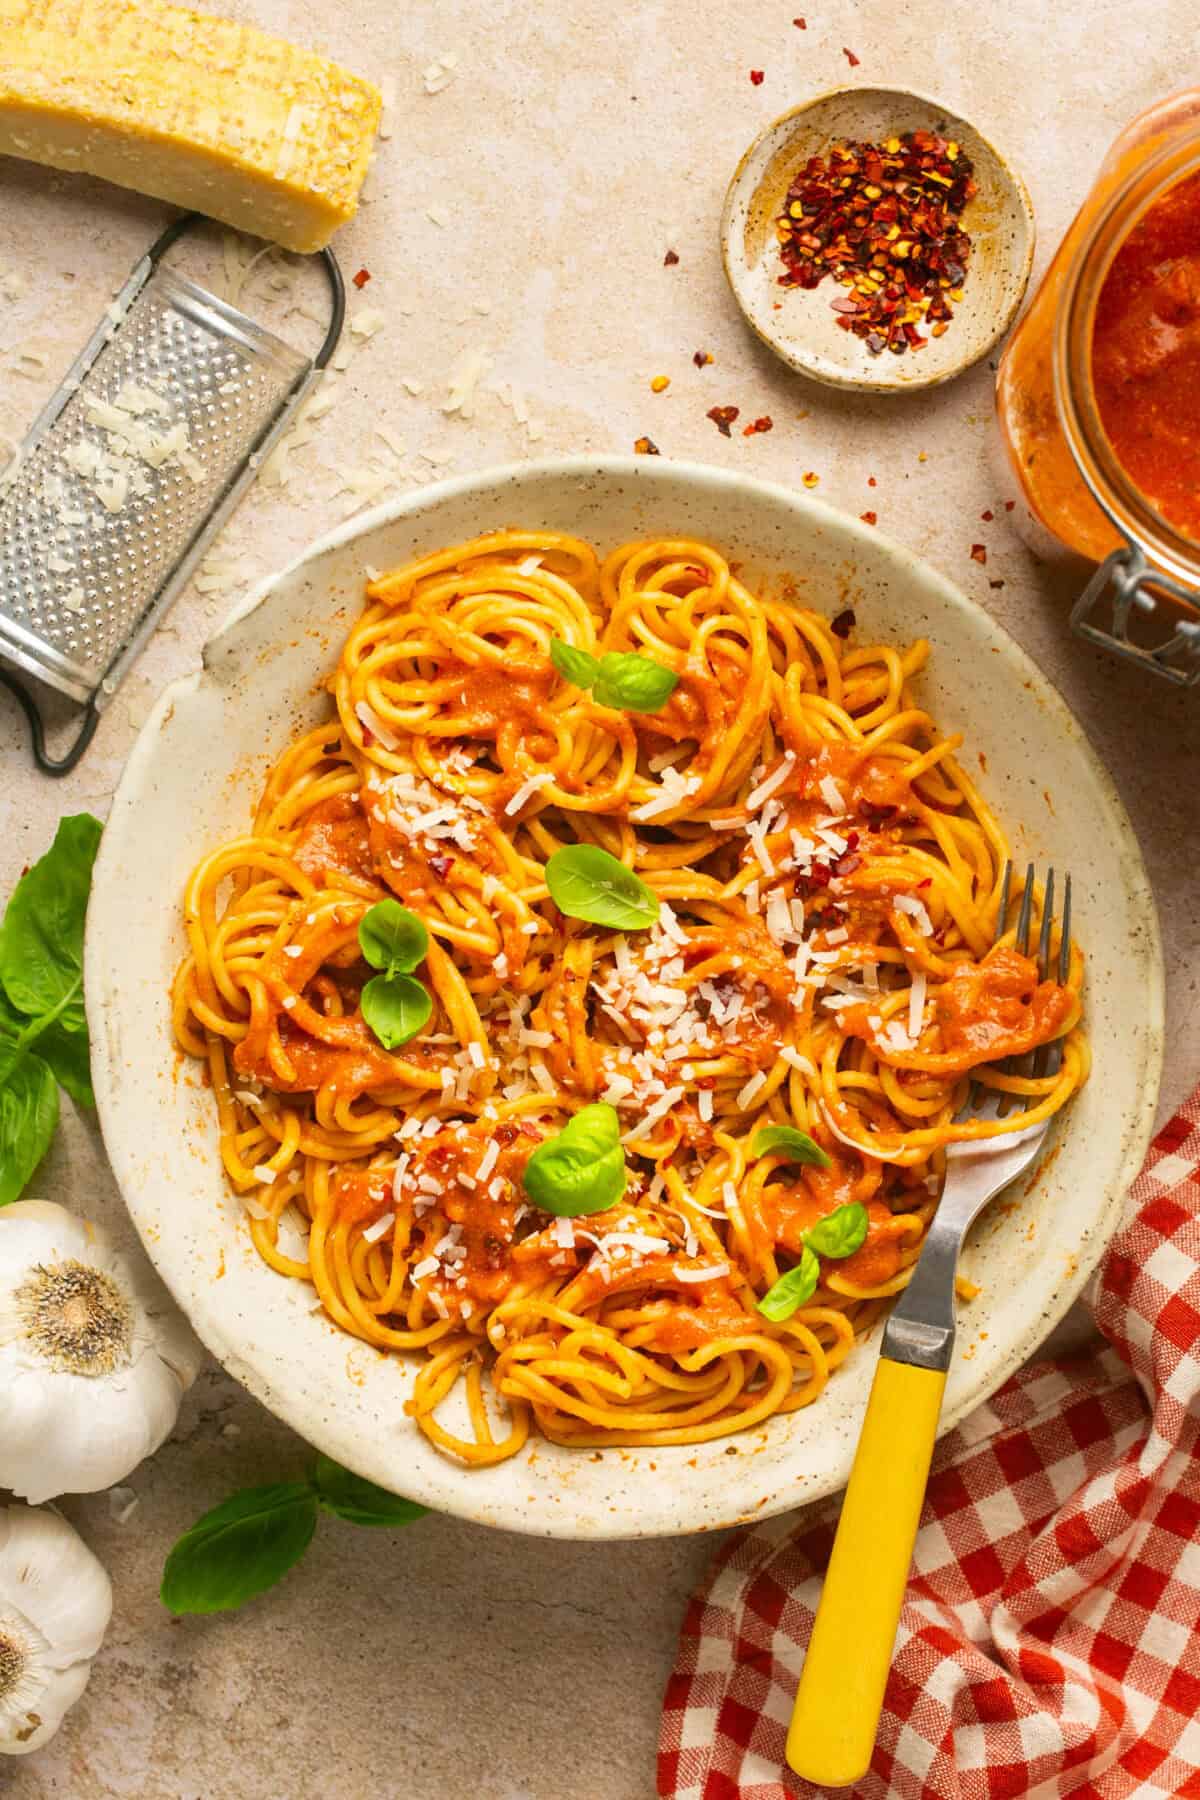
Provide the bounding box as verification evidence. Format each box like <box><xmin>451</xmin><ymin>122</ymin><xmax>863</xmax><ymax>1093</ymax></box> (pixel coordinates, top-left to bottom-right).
<box><xmin>0</xmin><ymin>0</ymin><xmax>381</xmax><ymax>252</ymax></box>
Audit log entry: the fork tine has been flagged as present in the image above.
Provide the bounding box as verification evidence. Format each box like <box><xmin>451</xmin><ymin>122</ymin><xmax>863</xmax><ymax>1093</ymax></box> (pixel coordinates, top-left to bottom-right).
<box><xmin>1036</xmin><ymin>868</ymin><xmax>1055</xmax><ymax>981</ymax></box>
<box><xmin>995</xmin><ymin>860</ymin><xmax>1012</xmax><ymax>946</ymax></box>
<box><xmin>1015</xmin><ymin>863</ymin><xmax>1035</xmax><ymax>954</ymax></box>
<box><xmin>1058</xmin><ymin>873</ymin><xmax>1072</xmax><ymax>984</ymax></box>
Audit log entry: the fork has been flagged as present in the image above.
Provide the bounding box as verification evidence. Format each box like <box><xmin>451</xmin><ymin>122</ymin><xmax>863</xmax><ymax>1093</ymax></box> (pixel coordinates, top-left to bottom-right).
<box><xmin>786</xmin><ymin>863</ymin><xmax>1072</xmax><ymax>1788</ymax></box>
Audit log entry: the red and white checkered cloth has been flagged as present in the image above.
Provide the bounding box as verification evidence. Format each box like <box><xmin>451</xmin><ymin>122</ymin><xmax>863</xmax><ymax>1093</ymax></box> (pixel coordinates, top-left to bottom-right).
<box><xmin>660</xmin><ymin>1089</ymin><xmax>1200</xmax><ymax>1799</ymax></box>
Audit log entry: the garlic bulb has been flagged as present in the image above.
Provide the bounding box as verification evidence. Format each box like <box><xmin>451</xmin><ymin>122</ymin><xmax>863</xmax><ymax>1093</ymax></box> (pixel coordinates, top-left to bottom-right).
<box><xmin>0</xmin><ymin>1200</ymin><xmax>204</xmax><ymax>1504</ymax></box>
<box><xmin>0</xmin><ymin>1505</ymin><xmax>112</xmax><ymax>1755</ymax></box>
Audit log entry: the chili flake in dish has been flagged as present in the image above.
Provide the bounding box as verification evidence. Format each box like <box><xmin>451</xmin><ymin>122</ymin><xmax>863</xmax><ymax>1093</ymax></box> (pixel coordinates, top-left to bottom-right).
<box><xmin>775</xmin><ymin>131</ymin><xmax>976</xmax><ymax>355</ymax></box>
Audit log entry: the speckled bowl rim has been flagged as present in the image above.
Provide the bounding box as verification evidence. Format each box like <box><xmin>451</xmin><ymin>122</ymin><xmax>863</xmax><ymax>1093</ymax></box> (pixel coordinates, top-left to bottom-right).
<box><xmin>87</xmin><ymin>456</ymin><xmax>1163</xmax><ymax>1538</ymax></box>
<box><xmin>721</xmin><ymin>85</ymin><xmax>1037</xmax><ymax>393</ymax></box>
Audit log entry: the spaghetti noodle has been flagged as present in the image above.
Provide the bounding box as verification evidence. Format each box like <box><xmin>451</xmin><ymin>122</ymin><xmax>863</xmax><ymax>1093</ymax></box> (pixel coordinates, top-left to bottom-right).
<box><xmin>174</xmin><ymin>530</ymin><xmax>1087</xmax><ymax>1465</ymax></box>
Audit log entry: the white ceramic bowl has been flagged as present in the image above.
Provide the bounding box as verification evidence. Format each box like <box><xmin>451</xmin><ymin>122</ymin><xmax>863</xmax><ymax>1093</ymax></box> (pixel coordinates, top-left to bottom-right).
<box><xmin>87</xmin><ymin>457</ymin><xmax>1162</xmax><ymax>1539</ymax></box>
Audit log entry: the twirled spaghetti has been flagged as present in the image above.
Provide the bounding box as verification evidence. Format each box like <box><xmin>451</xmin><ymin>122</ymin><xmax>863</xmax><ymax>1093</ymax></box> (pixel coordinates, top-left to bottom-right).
<box><xmin>174</xmin><ymin>530</ymin><xmax>1087</xmax><ymax>1464</ymax></box>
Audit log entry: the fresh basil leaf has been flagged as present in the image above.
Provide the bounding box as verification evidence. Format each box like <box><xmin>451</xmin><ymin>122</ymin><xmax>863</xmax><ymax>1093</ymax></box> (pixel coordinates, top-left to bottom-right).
<box><xmin>751</xmin><ymin>1125</ymin><xmax>832</xmax><ymax>1169</ymax></box>
<box><xmin>523</xmin><ymin>1102</ymin><xmax>627</xmax><ymax>1217</ymax></box>
<box><xmin>805</xmin><ymin>1201</ymin><xmax>869</xmax><ymax>1260</ymax></box>
<box><xmin>544</xmin><ymin>845</ymin><xmax>659</xmax><ymax>930</ymax></box>
<box><xmin>358</xmin><ymin>899</ymin><xmax>428</xmax><ymax>976</ymax></box>
<box><xmin>0</xmin><ymin>983</ymin><xmax>23</xmax><ymax>1089</ymax></box>
<box><xmin>361</xmin><ymin>973</ymin><xmax>432</xmax><ymax>1049</ymax></box>
<box><xmin>0</xmin><ymin>1054</ymin><xmax>58</xmax><ymax>1207</ymax></box>
<box><xmin>550</xmin><ymin>638</ymin><xmax>601</xmax><ymax>689</ymax></box>
<box><xmin>312</xmin><ymin>1454</ymin><xmax>429</xmax><ymax>1528</ymax></box>
<box><xmin>592</xmin><ymin>652</ymin><xmax>679</xmax><ymax>714</ymax></box>
<box><xmin>34</xmin><ymin>1018</ymin><xmax>94</xmax><ymax>1109</ymax></box>
<box><xmin>757</xmin><ymin>1245</ymin><xmax>820</xmax><ymax>1322</ymax></box>
<box><xmin>0</xmin><ymin>814</ymin><xmax>102</xmax><ymax>1028</ymax></box>
<box><xmin>161</xmin><ymin>1481</ymin><xmax>318</xmax><ymax>1615</ymax></box>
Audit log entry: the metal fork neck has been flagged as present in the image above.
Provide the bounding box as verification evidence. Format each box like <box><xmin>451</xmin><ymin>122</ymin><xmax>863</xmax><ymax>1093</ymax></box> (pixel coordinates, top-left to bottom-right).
<box><xmin>881</xmin><ymin>1219</ymin><xmax>960</xmax><ymax>1373</ymax></box>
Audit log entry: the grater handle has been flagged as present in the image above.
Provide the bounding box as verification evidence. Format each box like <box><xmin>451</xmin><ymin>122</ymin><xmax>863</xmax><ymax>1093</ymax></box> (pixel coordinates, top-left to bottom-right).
<box><xmin>0</xmin><ymin>670</ymin><xmax>99</xmax><ymax>776</ymax></box>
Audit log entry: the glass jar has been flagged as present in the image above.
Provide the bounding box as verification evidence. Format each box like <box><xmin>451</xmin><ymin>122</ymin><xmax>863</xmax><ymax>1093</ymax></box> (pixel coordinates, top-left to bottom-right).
<box><xmin>995</xmin><ymin>91</ymin><xmax>1200</xmax><ymax>684</ymax></box>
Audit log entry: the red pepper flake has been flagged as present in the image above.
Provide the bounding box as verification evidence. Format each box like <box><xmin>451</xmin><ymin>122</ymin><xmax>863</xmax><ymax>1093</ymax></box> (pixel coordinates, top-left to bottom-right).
<box><xmin>989</xmin><ymin>578</ymin><xmax>1005</xmax><ymax>590</ymax></box>
<box><xmin>970</xmin><ymin>543</ymin><xmax>987</xmax><ymax>564</ymax></box>
<box><xmin>830</xmin><ymin>607</ymin><xmax>856</xmax><ymax>637</ymax></box>
<box><xmin>842</xmin><ymin>46</ymin><xmax>860</xmax><ymax>65</ymax></box>
<box><xmin>352</xmin><ymin>267</ymin><xmax>371</xmax><ymax>289</ymax></box>
<box><xmin>918</xmin><ymin>877</ymin><xmax>932</xmax><ymax>890</ymax></box>
<box><xmin>793</xmin><ymin>15</ymin><xmax>806</xmax><ymax>25</ymax></box>
<box><xmin>428</xmin><ymin>852</ymin><xmax>453</xmax><ymax>878</ymax></box>
<box><xmin>634</xmin><ymin>436</ymin><xmax>661</xmax><ymax>455</ymax></box>
<box><xmin>867</xmin><ymin>475</ymin><xmax>877</xmax><ymax>487</ymax></box>
<box><xmin>980</xmin><ymin>508</ymin><xmax>994</xmax><ymax>521</ymax></box>
<box><xmin>693</xmin><ymin>350</ymin><xmax>714</xmax><ymax>367</ymax></box>
<box><xmin>742</xmin><ymin>415</ymin><xmax>774</xmax><ymax>436</ymax></box>
<box><xmin>664</xmin><ymin>249</ymin><xmax>680</xmax><ymax>266</ymax></box>
<box><xmin>774</xmin><ymin>130</ymin><xmax>977</xmax><ymax>356</ymax></box>
<box><xmin>859</xmin><ymin>510</ymin><xmax>877</xmax><ymax>525</ymax></box>
<box><xmin>707</xmin><ymin>405</ymin><xmax>740</xmax><ymax>437</ymax></box>
<box><xmin>1004</xmin><ymin>499</ymin><xmax>1015</xmax><ymax>511</ymax></box>
<box><xmin>750</xmin><ymin>69</ymin><xmax>765</xmax><ymax>85</ymax></box>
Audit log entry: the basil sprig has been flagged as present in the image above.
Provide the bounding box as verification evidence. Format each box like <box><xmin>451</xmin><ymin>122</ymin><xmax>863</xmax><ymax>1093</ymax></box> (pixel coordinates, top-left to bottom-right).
<box><xmin>750</xmin><ymin>1124</ymin><xmax>833</xmax><ymax>1170</ymax></box>
<box><xmin>544</xmin><ymin>845</ymin><xmax>659</xmax><ymax>930</ymax></box>
<box><xmin>758</xmin><ymin>1245</ymin><xmax>821</xmax><ymax>1321</ymax></box>
<box><xmin>357</xmin><ymin>899</ymin><xmax>433</xmax><ymax>1050</ymax></box>
<box><xmin>161</xmin><ymin>1453</ymin><xmax>428</xmax><ymax>1615</ymax></box>
<box><xmin>0</xmin><ymin>814</ymin><xmax>102</xmax><ymax>1206</ymax></box>
<box><xmin>550</xmin><ymin>637</ymin><xmax>679</xmax><ymax>713</ymax></box>
<box><xmin>756</xmin><ymin>1200</ymin><xmax>870</xmax><ymax>1321</ymax></box>
<box><xmin>523</xmin><ymin>1102</ymin><xmax>628</xmax><ymax>1217</ymax></box>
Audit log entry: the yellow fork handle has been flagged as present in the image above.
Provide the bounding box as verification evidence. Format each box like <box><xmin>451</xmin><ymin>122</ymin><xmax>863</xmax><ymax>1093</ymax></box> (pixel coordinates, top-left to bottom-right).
<box><xmin>786</xmin><ymin>1356</ymin><xmax>947</xmax><ymax>1788</ymax></box>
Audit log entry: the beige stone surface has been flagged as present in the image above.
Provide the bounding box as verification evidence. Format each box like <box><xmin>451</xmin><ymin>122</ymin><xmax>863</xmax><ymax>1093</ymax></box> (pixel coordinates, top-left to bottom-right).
<box><xmin>2</xmin><ymin>0</ymin><xmax>1198</xmax><ymax>1794</ymax></box>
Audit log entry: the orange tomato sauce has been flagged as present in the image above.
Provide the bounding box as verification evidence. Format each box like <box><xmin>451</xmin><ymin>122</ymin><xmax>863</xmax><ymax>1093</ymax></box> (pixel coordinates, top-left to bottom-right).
<box><xmin>1092</xmin><ymin>168</ymin><xmax>1200</xmax><ymax>542</ymax></box>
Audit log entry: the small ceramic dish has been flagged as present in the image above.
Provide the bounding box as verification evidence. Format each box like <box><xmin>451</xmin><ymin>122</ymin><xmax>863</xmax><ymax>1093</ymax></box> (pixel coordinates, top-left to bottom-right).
<box><xmin>722</xmin><ymin>86</ymin><xmax>1036</xmax><ymax>393</ymax></box>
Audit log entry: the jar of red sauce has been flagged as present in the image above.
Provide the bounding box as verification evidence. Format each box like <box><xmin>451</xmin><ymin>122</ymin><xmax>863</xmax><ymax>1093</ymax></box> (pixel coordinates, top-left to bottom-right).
<box><xmin>995</xmin><ymin>92</ymin><xmax>1200</xmax><ymax>684</ymax></box>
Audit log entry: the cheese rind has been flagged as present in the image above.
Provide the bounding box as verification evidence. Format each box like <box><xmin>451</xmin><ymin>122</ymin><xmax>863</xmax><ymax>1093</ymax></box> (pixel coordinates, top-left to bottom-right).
<box><xmin>0</xmin><ymin>0</ymin><xmax>381</xmax><ymax>252</ymax></box>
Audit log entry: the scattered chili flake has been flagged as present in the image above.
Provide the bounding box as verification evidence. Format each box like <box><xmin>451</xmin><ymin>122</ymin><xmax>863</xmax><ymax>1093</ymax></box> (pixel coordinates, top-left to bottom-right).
<box><xmin>650</xmin><ymin>374</ymin><xmax>671</xmax><ymax>392</ymax></box>
<box><xmin>693</xmin><ymin>350</ymin><xmax>714</xmax><ymax>367</ymax></box>
<box><xmin>868</xmin><ymin>475</ymin><xmax>877</xmax><ymax>486</ymax></box>
<box><xmin>352</xmin><ymin>267</ymin><xmax>371</xmax><ymax>289</ymax></box>
<box><xmin>1004</xmin><ymin>499</ymin><xmax>1015</xmax><ymax>511</ymax></box>
<box><xmin>793</xmin><ymin>15</ymin><xmax>806</xmax><ymax>25</ymax></box>
<box><xmin>970</xmin><ymin>543</ymin><xmax>987</xmax><ymax>564</ymax></box>
<box><xmin>428</xmin><ymin>852</ymin><xmax>453</xmax><ymax>878</ymax></box>
<box><xmin>743</xmin><ymin>415</ymin><xmax>774</xmax><ymax>436</ymax></box>
<box><xmin>980</xmin><ymin>508</ymin><xmax>994</xmax><ymax>521</ymax></box>
<box><xmin>830</xmin><ymin>607</ymin><xmax>856</xmax><ymax>637</ymax></box>
<box><xmin>634</xmin><ymin>436</ymin><xmax>661</xmax><ymax>455</ymax></box>
<box><xmin>842</xmin><ymin>46</ymin><xmax>860</xmax><ymax>65</ymax></box>
<box><xmin>775</xmin><ymin>130</ymin><xmax>977</xmax><ymax>355</ymax></box>
<box><xmin>707</xmin><ymin>405</ymin><xmax>740</xmax><ymax>436</ymax></box>
<box><xmin>989</xmin><ymin>578</ymin><xmax>1005</xmax><ymax>589</ymax></box>
<box><xmin>664</xmin><ymin>249</ymin><xmax>680</xmax><ymax>266</ymax></box>
<box><xmin>802</xmin><ymin>470</ymin><xmax>819</xmax><ymax>487</ymax></box>
<box><xmin>859</xmin><ymin>510</ymin><xmax>877</xmax><ymax>525</ymax></box>
<box><xmin>750</xmin><ymin>69</ymin><xmax>765</xmax><ymax>85</ymax></box>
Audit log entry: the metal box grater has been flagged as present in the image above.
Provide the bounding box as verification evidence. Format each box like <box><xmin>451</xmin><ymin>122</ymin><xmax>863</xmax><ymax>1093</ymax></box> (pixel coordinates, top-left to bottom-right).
<box><xmin>0</xmin><ymin>216</ymin><xmax>343</xmax><ymax>771</ymax></box>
